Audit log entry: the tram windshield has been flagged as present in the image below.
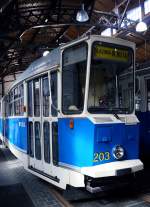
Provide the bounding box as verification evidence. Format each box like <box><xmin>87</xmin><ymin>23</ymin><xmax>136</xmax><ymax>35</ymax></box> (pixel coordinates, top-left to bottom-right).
<box><xmin>88</xmin><ymin>42</ymin><xmax>134</xmax><ymax>114</ymax></box>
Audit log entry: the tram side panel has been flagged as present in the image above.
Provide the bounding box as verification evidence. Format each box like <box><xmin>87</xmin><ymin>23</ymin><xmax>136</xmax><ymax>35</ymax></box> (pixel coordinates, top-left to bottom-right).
<box><xmin>5</xmin><ymin>117</ymin><xmax>28</xmax><ymax>159</ymax></box>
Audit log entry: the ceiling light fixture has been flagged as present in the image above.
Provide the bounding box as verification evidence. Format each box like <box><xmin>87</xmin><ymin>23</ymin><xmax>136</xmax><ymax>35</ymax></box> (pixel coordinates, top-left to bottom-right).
<box><xmin>136</xmin><ymin>21</ymin><xmax>147</xmax><ymax>32</ymax></box>
<box><xmin>136</xmin><ymin>0</ymin><xmax>147</xmax><ymax>32</ymax></box>
<box><xmin>76</xmin><ymin>4</ymin><xmax>89</xmax><ymax>22</ymax></box>
<box><xmin>43</xmin><ymin>51</ymin><xmax>49</xmax><ymax>57</ymax></box>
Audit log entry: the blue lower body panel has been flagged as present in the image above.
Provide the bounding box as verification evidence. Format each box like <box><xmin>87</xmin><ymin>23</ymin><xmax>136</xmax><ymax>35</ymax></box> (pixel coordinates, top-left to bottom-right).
<box><xmin>5</xmin><ymin>117</ymin><xmax>27</xmax><ymax>152</ymax></box>
<box><xmin>58</xmin><ymin>118</ymin><xmax>139</xmax><ymax>168</ymax></box>
<box><xmin>58</xmin><ymin>118</ymin><xmax>94</xmax><ymax>167</ymax></box>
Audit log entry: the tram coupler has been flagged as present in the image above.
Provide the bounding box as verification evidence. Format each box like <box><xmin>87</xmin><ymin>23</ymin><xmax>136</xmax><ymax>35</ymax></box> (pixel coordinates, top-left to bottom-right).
<box><xmin>86</xmin><ymin>182</ymin><xmax>103</xmax><ymax>193</ymax></box>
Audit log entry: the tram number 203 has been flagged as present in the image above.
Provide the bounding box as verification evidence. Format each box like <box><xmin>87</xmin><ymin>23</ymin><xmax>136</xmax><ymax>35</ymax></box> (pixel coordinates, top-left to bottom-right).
<box><xmin>93</xmin><ymin>152</ymin><xmax>111</xmax><ymax>162</ymax></box>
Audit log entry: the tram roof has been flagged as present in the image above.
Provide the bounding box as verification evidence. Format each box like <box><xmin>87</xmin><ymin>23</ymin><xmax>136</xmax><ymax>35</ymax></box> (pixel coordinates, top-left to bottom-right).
<box><xmin>10</xmin><ymin>47</ymin><xmax>61</xmax><ymax>90</ymax></box>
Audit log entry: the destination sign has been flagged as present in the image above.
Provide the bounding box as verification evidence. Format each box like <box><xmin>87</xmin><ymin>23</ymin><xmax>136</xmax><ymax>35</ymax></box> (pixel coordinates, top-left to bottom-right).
<box><xmin>93</xmin><ymin>45</ymin><xmax>129</xmax><ymax>62</ymax></box>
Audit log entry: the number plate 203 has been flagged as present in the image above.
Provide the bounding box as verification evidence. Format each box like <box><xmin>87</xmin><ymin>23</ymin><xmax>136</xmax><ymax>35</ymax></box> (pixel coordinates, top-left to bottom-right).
<box><xmin>93</xmin><ymin>152</ymin><xmax>111</xmax><ymax>162</ymax></box>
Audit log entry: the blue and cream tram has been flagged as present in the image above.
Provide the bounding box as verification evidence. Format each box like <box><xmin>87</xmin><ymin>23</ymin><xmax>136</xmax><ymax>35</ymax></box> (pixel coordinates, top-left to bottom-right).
<box><xmin>0</xmin><ymin>35</ymin><xmax>143</xmax><ymax>192</ymax></box>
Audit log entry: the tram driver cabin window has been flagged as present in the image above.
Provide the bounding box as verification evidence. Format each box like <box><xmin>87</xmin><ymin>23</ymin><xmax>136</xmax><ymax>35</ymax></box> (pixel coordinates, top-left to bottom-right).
<box><xmin>87</xmin><ymin>42</ymin><xmax>134</xmax><ymax>114</ymax></box>
<box><xmin>62</xmin><ymin>43</ymin><xmax>87</xmax><ymax>114</ymax></box>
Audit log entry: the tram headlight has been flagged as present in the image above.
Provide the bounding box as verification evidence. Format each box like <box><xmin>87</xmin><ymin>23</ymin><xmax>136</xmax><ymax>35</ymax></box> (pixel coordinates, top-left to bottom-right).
<box><xmin>112</xmin><ymin>145</ymin><xmax>124</xmax><ymax>160</ymax></box>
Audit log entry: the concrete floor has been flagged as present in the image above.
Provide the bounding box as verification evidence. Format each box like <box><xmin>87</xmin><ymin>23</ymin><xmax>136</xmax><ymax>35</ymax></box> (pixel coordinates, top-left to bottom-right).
<box><xmin>1</xmin><ymin>143</ymin><xmax>150</xmax><ymax>207</ymax></box>
<box><xmin>0</xmin><ymin>144</ymin><xmax>62</xmax><ymax>207</ymax></box>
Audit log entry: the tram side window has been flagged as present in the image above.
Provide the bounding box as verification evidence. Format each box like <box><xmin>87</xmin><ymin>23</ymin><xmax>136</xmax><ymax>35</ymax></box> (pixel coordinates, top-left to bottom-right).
<box><xmin>14</xmin><ymin>84</ymin><xmax>24</xmax><ymax>116</ymax></box>
<box><xmin>28</xmin><ymin>122</ymin><xmax>34</xmax><ymax>157</ymax></box>
<box><xmin>34</xmin><ymin>79</ymin><xmax>40</xmax><ymax>117</ymax></box>
<box><xmin>28</xmin><ymin>81</ymin><xmax>33</xmax><ymax>116</ymax></box>
<box><xmin>62</xmin><ymin>42</ymin><xmax>87</xmax><ymax>114</ymax></box>
<box><xmin>43</xmin><ymin>76</ymin><xmax>50</xmax><ymax>117</ymax></box>
<box><xmin>8</xmin><ymin>84</ymin><xmax>24</xmax><ymax>116</ymax></box>
<box><xmin>4</xmin><ymin>96</ymin><xmax>9</xmax><ymax>117</ymax></box>
<box><xmin>14</xmin><ymin>87</ymin><xmax>19</xmax><ymax>115</ymax></box>
<box><xmin>51</xmin><ymin>72</ymin><xmax>57</xmax><ymax>117</ymax></box>
<box><xmin>0</xmin><ymin>102</ymin><xmax>1</xmax><ymax>117</ymax></box>
<box><xmin>135</xmin><ymin>78</ymin><xmax>141</xmax><ymax>111</ymax></box>
<box><xmin>35</xmin><ymin>122</ymin><xmax>41</xmax><ymax>160</ymax></box>
<box><xmin>9</xmin><ymin>90</ymin><xmax>14</xmax><ymax>116</ymax></box>
<box><xmin>19</xmin><ymin>84</ymin><xmax>24</xmax><ymax>115</ymax></box>
<box><xmin>14</xmin><ymin>100</ymin><xmax>20</xmax><ymax>115</ymax></box>
<box><xmin>43</xmin><ymin>122</ymin><xmax>50</xmax><ymax>163</ymax></box>
<box><xmin>52</xmin><ymin>122</ymin><xmax>58</xmax><ymax>165</ymax></box>
<box><xmin>14</xmin><ymin>87</ymin><xmax>18</xmax><ymax>99</ymax></box>
<box><xmin>0</xmin><ymin>101</ymin><xmax>2</xmax><ymax>117</ymax></box>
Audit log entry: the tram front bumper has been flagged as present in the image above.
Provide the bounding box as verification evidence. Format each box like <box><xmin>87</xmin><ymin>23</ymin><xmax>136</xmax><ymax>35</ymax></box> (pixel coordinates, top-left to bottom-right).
<box><xmin>81</xmin><ymin>159</ymin><xmax>143</xmax><ymax>178</ymax></box>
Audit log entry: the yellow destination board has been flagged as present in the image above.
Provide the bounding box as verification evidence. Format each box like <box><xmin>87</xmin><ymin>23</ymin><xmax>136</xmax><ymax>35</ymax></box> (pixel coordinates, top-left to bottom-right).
<box><xmin>94</xmin><ymin>45</ymin><xmax>129</xmax><ymax>62</ymax></box>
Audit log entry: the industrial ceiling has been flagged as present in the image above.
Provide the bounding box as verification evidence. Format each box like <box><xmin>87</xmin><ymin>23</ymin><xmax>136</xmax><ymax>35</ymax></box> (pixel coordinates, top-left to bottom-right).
<box><xmin>0</xmin><ymin>0</ymin><xmax>150</xmax><ymax>78</ymax></box>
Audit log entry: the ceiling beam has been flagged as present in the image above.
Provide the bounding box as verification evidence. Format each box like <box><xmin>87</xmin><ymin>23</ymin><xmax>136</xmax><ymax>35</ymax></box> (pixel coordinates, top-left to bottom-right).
<box><xmin>118</xmin><ymin>0</ymin><xmax>131</xmax><ymax>29</ymax></box>
<box><xmin>0</xmin><ymin>0</ymin><xmax>15</xmax><ymax>13</ymax></box>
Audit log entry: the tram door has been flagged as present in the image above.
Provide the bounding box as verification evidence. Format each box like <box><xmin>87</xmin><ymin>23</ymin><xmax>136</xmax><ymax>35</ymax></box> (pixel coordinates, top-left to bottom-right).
<box><xmin>41</xmin><ymin>74</ymin><xmax>55</xmax><ymax>175</ymax></box>
<box><xmin>28</xmin><ymin>72</ymin><xmax>58</xmax><ymax>175</ymax></box>
<box><xmin>28</xmin><ymin>78</ymin><xmax>43</xmax><ymax>171</ymax></box>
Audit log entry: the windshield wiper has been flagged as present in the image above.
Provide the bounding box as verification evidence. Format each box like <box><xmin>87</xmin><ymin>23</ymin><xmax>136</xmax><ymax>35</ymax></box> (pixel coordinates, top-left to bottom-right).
<box><xmin>113</xmin><ymin>112</ymin><xmax>120</xmax><ymax>120</ymax></box>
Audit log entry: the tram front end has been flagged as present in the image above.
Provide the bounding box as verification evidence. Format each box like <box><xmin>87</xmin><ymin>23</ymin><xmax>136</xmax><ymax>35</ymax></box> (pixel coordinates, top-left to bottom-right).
<box><xmin>58</xmin><ymin>36</ymin><xmax>143</xmax><ymax>192</ymax></box>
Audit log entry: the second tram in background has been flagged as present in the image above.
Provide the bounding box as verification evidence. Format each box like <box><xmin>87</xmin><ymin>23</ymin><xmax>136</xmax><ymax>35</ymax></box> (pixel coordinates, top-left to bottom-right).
<box><xmin>135</xmin><ymin>67</ymin><xmax>150</xmax><ymax>161</ymax></box>
<box><xmin>0</xmin><ymin>35</ymin><xmax>143</xmax><ymax>193</ymax></box>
